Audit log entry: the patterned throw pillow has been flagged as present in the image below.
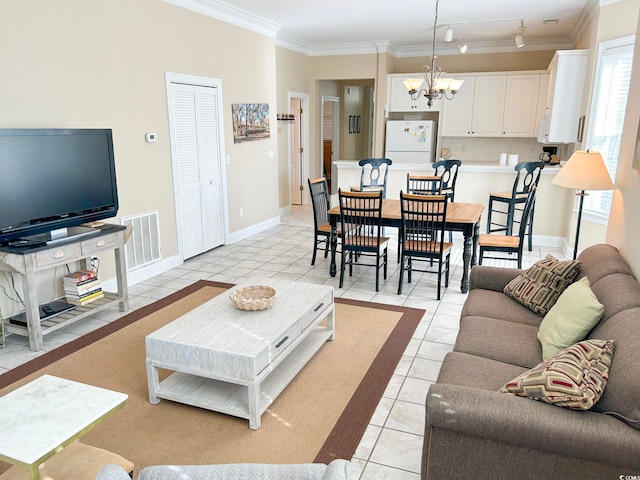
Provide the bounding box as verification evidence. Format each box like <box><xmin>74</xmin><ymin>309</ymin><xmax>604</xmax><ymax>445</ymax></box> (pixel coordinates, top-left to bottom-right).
<box><xmin>503</xmin><ymin>255</ymin><xmax>582</xmax><ymax>316</ymax></box>
<box><xmin>499</xmin><ymin>339</ymin><xmax>615</xmax><ymax>410</ymax></box>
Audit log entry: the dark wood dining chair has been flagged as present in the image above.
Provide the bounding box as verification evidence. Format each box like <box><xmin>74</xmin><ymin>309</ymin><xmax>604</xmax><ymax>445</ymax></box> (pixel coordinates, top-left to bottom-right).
<box><xmin>338</xmin><ymin>189</ymin><xmax>389</xmax><ymax>292</ymax></box>
<box><xmin>486</xmin><ymin>161</ymin><xmax>543</xmax><ymax>252</ymax></box>
<box><xmin>479</xmin><ymin>187</ymin><xmax>537</xmax><ymax>269</ymax></box>
<box><xmin>432</xmin><ymin>159</ymin><xmax>462</xmax><ymax>202</ymax></box>
<box><xmin>398</xmin><ymin>192</ymin><xmax>452</xmax><ymax>299</ymax></box>
<box><xmin>308</xmin><ymin>176</ymin><xmax>336</xmax><ymax>265</ymax></box>
<box><xmin>355</xmin><ymin>158</ymin><xmax>393</xmax><ymax>198</ymax></box>
<box><xmin>406</xmin><ymin>173</ymin><xmax>442</xmax><ymax>195</ymax></box>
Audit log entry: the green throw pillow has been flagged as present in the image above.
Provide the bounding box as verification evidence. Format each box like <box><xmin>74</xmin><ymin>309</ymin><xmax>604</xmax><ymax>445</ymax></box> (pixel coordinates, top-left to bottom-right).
<box><xmin>537</xmin><ymin>276</ymin><xmax>604</xmax><ymax>360</ymax></box>
<box><xmin>503</xmin><ymin>255</ymin><xmax>582</xmax><ymax>316</ymax></box>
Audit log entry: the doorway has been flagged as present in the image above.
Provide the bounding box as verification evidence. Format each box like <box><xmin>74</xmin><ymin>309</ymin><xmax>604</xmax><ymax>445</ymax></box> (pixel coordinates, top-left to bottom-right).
<box><xmin>288</xmin><ymin>92</ymin><xmax>309</xmax><ymax>206</ymax></box>
<box><xmin>321</xmin><ymin>96</ymin><xmax>340</xmax><ymax>193</ymax></box>
<box><xmin>165</xmin><ymin>72</ymin><xmax>228</xmax><ymax>261</ymax></box>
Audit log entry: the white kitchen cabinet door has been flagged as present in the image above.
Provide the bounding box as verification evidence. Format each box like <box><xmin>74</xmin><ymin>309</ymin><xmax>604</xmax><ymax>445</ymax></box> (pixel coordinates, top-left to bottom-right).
<box><xmin>441</xmin><ymin>76</ymin><xmax>475</xmax><ymax>136</ymax></box>
<box><xmin>541</xmin><ymin>50</ymin><xmax>588</xmax><ymax>143</ymax></box>
<box><xmin>472</xmin><ymin>75</ymin><xmax>507</xmax><ymax>136</ymax></box>
<box><xmin>502</xmin><ymin>74</ymin><xmax>541</xmax><ymax>137</ymax></box>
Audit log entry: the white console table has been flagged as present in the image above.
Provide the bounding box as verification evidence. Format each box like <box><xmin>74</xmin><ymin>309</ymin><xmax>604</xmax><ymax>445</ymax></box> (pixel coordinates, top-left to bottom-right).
<box><xmin>0</xmin><ymin>224</ymin><xmax>131</xmax><ymax>351</ymax></box>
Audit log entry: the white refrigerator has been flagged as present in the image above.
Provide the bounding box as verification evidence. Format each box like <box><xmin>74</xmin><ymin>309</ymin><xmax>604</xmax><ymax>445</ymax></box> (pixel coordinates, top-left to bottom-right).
<box><xmin>384</xmin><ymin>120</ymin><xmax>436</xmax><ymax>164</ymax></box>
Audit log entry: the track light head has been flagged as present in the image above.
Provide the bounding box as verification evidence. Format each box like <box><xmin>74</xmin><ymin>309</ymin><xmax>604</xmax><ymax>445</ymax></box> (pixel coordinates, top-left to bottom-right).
<box><xmin>457</xmin><ymin>40</ymin><xmax>468</xmax><ymax>53</ymax></box>
<box><xmin>515</xmin><ymin>20</ymin><xmax>525</xmax><ymax>48</ymax></box>
<box><xmin>444</xmin><ymin>26</ymin><xmax>453</xmax><ymax>42</ymax></box>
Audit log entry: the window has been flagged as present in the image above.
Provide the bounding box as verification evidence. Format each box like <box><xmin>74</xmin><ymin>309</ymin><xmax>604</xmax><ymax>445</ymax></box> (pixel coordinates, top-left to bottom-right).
<box><xmin>584</xmin><ymin>38</ymin><xmax>634</xmax><ymax>218</ymax></box>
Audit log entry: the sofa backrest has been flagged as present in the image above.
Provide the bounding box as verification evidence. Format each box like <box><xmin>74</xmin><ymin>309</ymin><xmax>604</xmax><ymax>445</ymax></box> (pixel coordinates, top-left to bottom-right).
<box><xmin>577</xmin><ymin>244</ymin><xmax>635</xmax><ymax>284</ymax></box>
<box><xmin>578</xmin><ymin>244</ymin><xmax>640</xmax><ymax>430</ymax></box>
<box><xmin>589</xmin><ymin>308</ymin><xmax>640</xmax><ymax>430</ymax></box>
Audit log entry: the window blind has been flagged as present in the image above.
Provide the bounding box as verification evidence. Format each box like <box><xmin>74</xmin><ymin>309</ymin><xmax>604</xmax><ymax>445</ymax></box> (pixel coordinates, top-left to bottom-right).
<box><xmin>585</xmin><ymin>42</ymin><xmax>634</xmax><ymax>215</ymax></box>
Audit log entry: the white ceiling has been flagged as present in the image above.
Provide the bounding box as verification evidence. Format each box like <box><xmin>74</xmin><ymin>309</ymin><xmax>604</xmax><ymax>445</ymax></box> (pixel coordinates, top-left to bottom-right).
<box><xmin>166</xmin><ymin>0</ymin><xmax>602</xmax><ymax>56</ymax></box>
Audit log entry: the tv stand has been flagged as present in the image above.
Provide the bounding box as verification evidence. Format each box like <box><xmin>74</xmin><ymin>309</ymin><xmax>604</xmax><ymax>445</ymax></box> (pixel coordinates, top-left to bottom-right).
<box><xmin>0</xmin><ymin>224</ymin><xmax>131</xmax><ymax>351</ymax></box>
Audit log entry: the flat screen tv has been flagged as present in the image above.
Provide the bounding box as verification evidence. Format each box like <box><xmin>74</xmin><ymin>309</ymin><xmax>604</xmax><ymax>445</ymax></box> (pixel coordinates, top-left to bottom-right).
<box><xmin>0</xmin><ymin>128</ymin><xmax>119</xmax><ymax>246</ymax></box>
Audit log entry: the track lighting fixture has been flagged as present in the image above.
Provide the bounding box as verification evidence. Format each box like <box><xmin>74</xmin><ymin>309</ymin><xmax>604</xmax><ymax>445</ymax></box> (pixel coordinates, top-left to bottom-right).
<box><xmin>457</xmin><ymin>39</ymin><xmax>468</xmax><ymax>53</ymax></box>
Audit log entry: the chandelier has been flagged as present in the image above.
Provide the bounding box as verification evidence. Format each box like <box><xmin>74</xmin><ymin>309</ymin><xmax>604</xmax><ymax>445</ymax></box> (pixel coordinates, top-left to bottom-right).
<box><xmin>404</xmin><ymin>0</ymin><xmax>464</xmax><ymax>107</ymax></box>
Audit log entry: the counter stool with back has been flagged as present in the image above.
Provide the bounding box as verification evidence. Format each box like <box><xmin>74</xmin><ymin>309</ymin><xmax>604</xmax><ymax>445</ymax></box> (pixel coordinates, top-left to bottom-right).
<box><xmin>486</xmin><ymin>161</ymin><xmax>544</xmax><ymax>252</ymax></box>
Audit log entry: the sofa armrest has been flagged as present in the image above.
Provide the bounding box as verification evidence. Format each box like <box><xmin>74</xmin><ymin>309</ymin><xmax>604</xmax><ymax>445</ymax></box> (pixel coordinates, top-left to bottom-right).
<box><xmin>469</xmin><ymin>265</ymin><xmax>523</xmax><ymax>292</ymax></box>
<box><xmin>426</xmin><ymin>383</ymin><xmax>640</xmax><ymax>469</ymax></box>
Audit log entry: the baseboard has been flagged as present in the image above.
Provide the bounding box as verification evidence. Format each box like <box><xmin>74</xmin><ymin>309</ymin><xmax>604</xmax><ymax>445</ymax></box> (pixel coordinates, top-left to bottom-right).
<box><xmin>102</xmin><ymin>255</ymin><xmax>182</xmax><ymax>291</ymax></box>
<box><xmin>105</xmin><ymin>216</ymin><xmax>281</xmax><ymax>290</ymax></box>
<box><xmin>280</xmin><ymin>205</ymin><xmax>292</xmax><ymax>217</ymax></box>
<box><xmin>226</xmin><ymin>215</ymin><xmax>281</xmax><ymax>244</ymax></box>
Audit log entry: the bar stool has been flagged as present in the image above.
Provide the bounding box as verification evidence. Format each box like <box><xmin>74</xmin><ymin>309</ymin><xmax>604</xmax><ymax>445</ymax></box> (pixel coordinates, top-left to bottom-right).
<box><xmin>486</xmin><ymin>161</ymin><xmax>544</xmax><ymax>252</ymax></box>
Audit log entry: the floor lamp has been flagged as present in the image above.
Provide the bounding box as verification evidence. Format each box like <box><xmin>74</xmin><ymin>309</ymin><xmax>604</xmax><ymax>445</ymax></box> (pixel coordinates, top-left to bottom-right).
<box><xmin>551</xmin><ymin>150</ymin><xmax>614</xmax><ymax>260</ymax></box>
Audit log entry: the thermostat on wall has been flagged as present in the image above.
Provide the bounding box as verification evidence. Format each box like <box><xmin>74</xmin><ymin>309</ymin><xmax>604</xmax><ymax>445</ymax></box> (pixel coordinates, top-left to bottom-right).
<box><xmin>145</xmin><ymin>132</ymin><xmax>158</xmax><ymax>143</ymax></box>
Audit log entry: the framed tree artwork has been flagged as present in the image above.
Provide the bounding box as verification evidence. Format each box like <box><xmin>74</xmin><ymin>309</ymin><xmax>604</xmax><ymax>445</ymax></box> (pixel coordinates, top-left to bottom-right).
<box><xmin>232</xmin><ymin>103</ymin><xmax>270</xmax><ymax>143</ymax></box>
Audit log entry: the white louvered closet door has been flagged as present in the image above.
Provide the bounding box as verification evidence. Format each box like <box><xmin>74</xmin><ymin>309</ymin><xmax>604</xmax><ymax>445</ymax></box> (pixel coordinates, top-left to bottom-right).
<box><xmin>170</xmin><ymin>82</ymin><xmax>224</xmax><ymax>260</ymax></box>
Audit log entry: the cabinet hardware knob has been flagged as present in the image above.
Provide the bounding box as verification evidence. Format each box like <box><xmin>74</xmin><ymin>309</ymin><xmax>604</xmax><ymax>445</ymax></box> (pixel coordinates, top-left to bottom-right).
<box><xmin>96</xmin><ymin>240</ymin><xmax>106</xmax><ymax>247</ymax></box>
<box><xmin>53</xmin><ymin>251</ymin><xmax>65</xmax><ymax>259</ymax></box>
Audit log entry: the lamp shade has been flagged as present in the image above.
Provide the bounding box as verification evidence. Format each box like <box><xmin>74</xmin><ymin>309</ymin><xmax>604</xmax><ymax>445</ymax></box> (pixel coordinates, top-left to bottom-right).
<box><xmin>551</xmin><ymin>150</ymin><xmax>614</xmax><ymax>191</ymax></box>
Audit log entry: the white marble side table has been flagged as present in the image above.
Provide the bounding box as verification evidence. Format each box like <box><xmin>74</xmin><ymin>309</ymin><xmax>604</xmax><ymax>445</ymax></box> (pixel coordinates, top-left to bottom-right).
<box><xmin>0</xmin><ymin>375</ymin><xmax>129</xmax><ymax>480</ymax></box>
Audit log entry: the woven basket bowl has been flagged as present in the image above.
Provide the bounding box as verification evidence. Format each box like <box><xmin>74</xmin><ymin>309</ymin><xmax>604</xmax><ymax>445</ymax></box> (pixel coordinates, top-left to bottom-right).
<box><xmin>230</xmin><ymin>285</ymin><xmax>276</xmax><ymax>311</ymax></box>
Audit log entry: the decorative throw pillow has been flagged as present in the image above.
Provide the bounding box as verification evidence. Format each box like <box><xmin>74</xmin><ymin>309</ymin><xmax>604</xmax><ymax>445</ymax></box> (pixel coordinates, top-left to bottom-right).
<box><xmin>503</xmin><ymin>255</ymin><xmax>582</xmax><ymax>316</ymax></box>
<box><xmin>499</xmin><ymin>339</ymin><xmax>615</xmax><ymax>410</ymax></box>
<box><xmin>537</xmin><ymin>276</ymin><xmax>604</xmax><ymax>360</ymax></box>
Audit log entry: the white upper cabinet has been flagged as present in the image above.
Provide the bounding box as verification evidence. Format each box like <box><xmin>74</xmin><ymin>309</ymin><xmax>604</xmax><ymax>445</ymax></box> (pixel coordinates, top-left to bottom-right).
<box><xmin>472</xmin><ymin>75</ymin><xmax>507</xmax><ymax>136</ymax></box>
<box><xmin>442</xmin><ymin>75</ymin><xmax>508</xmax><ymax>137</ymax></box>
<box><xmin>537</xmin><ymin>50</ymin><xmax>588</xmax><ymax>143</ymax></box>
<box><xmin>387</xmin><ymin>75</ymin><xmax>442</xmax><ymax>112</ymax></box>
<box><xmin>387</xmin><ymin>70</ymin><xmax>548</xmax><ymax>138</ymax></box>
<box><xmin>440</xmin><ymin>75</ymin><xmax>475</xmax><ymax>135</ymax></box>
<box><xmin>502</xmin><ymin>74</ymin><xmax>541</xmax><ymax>137</ymax></box>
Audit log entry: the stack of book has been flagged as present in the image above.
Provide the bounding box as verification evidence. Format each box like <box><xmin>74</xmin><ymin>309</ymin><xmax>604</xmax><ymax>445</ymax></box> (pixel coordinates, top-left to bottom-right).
<box><xmin>63</xmin><ymin>270</ymin><xmax>104</xmax><ymax>306</ymax></box>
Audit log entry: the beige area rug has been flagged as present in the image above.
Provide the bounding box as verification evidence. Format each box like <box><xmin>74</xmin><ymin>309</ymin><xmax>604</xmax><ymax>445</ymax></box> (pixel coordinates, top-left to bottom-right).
<box><xmin>0</xmin><ymin>280</ymin><xmax>423</xmax><ymax>474</ymax></box>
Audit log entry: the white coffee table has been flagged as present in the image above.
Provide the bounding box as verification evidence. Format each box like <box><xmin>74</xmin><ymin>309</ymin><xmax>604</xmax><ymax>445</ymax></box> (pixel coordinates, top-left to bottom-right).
<box><xmin>0</xmin><ymin>375</ymin><xmax>129</xmax><ymax>480</ymax></box>
<box><xmin>145</xmin><ymin>279</ymin><xmax>335</xmax><ymax>429</ymax></box>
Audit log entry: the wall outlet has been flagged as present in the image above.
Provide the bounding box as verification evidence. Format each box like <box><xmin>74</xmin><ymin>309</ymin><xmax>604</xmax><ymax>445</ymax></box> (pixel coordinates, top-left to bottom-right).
<box><xmin>240</xmin><ymin>208</ymin><xmax>244</xmax><ymax>217</ymax></box>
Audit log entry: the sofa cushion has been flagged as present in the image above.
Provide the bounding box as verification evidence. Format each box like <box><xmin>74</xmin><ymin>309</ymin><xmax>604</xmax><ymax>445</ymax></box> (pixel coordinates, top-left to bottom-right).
<box><xmin>499</xmin><ymin>339</ymin><xmax>615</xmax><ymax>410</ymax></box>
<box><xmin>461</xmin><ymin>289</ymin><xmax>542</xmax><ymax>327</ymax></box>
<box><xmin>437</xmin><ymin>351</ymin><xmax>528</xmax><ymax>390</ymax></box>
<box><xmin>589</xmin><ymin>308</ymin><xmax>640</xmax><ymax>430</ymax></box>
<box><xmin>503</xmin><ymin>255</ymin><xmax>582</xmax><ymax>316</ymax></box>
<box><xmin>537</xmin><ymin>276</ymin><xmax>604</xmax><ymax>360</ymax></box>
<box><xmin>454</xmin><ymin>316</ymin><xmax>542</xmax><ymax>369</ymax></box>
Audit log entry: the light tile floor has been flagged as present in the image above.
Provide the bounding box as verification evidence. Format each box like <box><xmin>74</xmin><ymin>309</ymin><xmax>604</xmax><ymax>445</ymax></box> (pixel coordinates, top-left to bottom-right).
<box><xmin>0</xmin><ymin>206</ymin><xmax>566</xmax><ymax>479</ymax></box>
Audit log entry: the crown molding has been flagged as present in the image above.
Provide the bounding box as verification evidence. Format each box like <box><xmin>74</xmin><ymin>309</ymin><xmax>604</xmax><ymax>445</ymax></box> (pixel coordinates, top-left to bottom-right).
<box><xmin>163</xmin><ymin>0</ymin><xmax>280</xmax><ymax>38</ymax></box>
<box><xmin>166</xmin><ymin>0</ymin><xmax>589</xmax><ymax>58</ymax></box>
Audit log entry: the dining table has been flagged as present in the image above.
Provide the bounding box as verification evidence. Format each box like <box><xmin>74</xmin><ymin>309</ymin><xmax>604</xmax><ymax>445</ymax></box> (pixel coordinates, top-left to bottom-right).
<box><xmin>327</xmin><ymin>199</ymin><xmax>484</xmax><ymax>293</ymax></box>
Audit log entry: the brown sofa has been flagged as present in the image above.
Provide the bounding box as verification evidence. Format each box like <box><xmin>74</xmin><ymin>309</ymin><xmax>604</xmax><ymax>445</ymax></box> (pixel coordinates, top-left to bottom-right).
<box><xmin>422</xmin><ymin>244</ymin><xmax>640</xmax><ymax>479</ymax></box>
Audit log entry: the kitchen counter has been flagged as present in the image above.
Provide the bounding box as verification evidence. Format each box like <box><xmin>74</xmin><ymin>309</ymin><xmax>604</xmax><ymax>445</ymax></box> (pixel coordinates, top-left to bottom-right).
<box><xmin>332</xmin><ymin>160</ymin><xmax>570</xmax><ymax>240</ymax></box>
